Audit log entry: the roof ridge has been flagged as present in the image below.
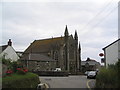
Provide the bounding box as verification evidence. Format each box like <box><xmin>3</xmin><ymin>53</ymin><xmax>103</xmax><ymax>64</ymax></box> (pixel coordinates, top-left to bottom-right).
<box><xmin>36</xmin><ymin>36</ymin><xmax>64</xmax><ymax>41</ymax></box>
<box><xmin>103</xmin><ymin>38</ymin><xmax>120</xmax><ymax>50</ymax></box>
<box><xmin>0</xmin><ymin>45</ymin><xmax>8</xmax><ymax>47</ymax></box>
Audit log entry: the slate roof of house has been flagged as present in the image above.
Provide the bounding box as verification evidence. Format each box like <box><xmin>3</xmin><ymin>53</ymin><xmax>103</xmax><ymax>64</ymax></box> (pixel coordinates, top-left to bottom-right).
<box><xmin>23</xmin><ymin>37</ymin><xmax>64</xmax><ymax>54</ymax></box>
<box><xmin>0</xmin><ymin>45</ymin><xmax>8</xmax><ymax>53</ymax></box>
<box><xmin>102</xmin><ymin>38</ymin><xmax>120</xmax><ymax>50</ymax></box>
<box><xmin>81</xmin><ymin>60</ymin><xmax>100</xmax><ymax>66</ymax></box>
<box><xmin>21</xmin><ymin>53</ymin><xmax>56</xmax><ymax>62</ymax></box>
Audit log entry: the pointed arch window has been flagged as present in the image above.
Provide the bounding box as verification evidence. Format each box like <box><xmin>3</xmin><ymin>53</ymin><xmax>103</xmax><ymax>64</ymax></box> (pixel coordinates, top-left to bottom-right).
<box><xmin>54</xmin><ymin>51</ymin><xmax>58</xmax><ymax>60</ymax></box>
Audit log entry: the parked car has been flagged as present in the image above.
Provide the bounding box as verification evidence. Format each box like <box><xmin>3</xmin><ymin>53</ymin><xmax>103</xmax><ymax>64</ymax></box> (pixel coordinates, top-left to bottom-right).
<box><xmin>87</xmin><ymin>71</ymin><xmax>96</xmax><ymax>79</ymax></box>
<box><xmin>54</xmin><ymin>68</ymin><xmax>61</xmax><ymax>71</ymax></box>
<box><xmin>37</xmin><ymin>83</ymin><xmax>46</xmax><ymax>90</ymax></box>
<box><xmin>84</xmin><ymin>71</ymin><xmax>90</xmax><ymax>75</ymax></box>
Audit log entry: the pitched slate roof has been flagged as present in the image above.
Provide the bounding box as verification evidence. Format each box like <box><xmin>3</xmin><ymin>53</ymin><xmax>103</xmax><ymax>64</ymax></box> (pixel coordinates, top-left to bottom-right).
<box><xmin>81</xmin><ymin>59</ymin><xmax>100</xmax><ymax>66</ymax></box>
<box><xmin>24</xmin><ymin>37</ymin><xmax>64</xmax><ymax>54</ymax></box>
<box><xmin>103</xmin><ymin>38</ymin><xmax>120</xmax><ymax>50</ymax></box>
<box><xmin>21</xmin><ymin>53</ymin><xmax>56</xmax><ymax>62</ymax></box>
<box><xmin>81</xmin><ymin>61</ymin><xmax>99</xmax><ymax>66</ymax></box>
<box><xmin>0</xmin><ymin>45</ymin><xmax>8</xmax><ymax>53</ymax></box>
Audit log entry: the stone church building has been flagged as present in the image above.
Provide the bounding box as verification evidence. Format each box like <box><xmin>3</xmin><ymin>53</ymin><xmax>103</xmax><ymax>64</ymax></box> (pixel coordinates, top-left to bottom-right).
<box><xmin>20</xmin><ymin>26</ymin><xmax>81</xmax><ymax>73</ymax></box>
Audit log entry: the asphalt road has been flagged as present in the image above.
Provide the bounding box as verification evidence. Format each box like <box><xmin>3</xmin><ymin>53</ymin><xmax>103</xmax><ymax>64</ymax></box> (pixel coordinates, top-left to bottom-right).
<box><xmin>39</xmin><ymin>75</ymin><xmax>96</xmax><ymax>89</ymax></box>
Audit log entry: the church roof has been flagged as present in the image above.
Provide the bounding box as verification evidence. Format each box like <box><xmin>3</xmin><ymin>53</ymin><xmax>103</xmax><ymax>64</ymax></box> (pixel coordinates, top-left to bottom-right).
<box><xmin>23</xmin><ymin>37</ymin><xmax>64</xmax><ymax>54</ymax></box>
<box><xmin>21</xmin><ymin>53</ymin><xmax>56</xmax><ymax>61</ymax></box>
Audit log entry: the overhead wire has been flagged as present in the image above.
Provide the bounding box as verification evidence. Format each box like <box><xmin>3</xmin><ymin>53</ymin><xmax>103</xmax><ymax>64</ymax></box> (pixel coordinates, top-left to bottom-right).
<box><xmin>80</xmin><ymin>0</ymin><xmax>115</xmax><ymax>31</ymax></box>
<box><xmin>90</xmin><ymin>4</ymin><xmax>118</xmax><ymax>30</ymax></box>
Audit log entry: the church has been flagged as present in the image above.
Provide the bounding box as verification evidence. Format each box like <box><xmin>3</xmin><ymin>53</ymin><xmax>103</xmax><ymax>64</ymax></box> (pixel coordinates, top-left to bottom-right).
<box><xmin>20</xmin><ymin>26</ymin><xmax>81</xmax><ymax>73</ymax></box>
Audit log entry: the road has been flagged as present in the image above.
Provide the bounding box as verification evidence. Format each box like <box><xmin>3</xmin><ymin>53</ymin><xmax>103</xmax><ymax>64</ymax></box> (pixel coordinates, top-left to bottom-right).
<box><xmin>39</xmin><ymin>75</ymin><xmax>95</xmax><ymax>89</ymax></box>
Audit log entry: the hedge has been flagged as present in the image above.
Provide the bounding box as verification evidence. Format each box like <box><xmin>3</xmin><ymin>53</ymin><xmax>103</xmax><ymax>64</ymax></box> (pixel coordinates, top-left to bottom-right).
<box><xmin>2</xmin><ymin>72</ymin><xmax>40</xmax><ymax>88</ymax></box>
<box><xmin>96</xmin><ymin>60</ymin><xmax>120</xmax><ymax>88</ymax></box>
<box><xmin>96</xmin><ymin>67</ymin><xmax>118</xmax><ymax>88</ymax></box>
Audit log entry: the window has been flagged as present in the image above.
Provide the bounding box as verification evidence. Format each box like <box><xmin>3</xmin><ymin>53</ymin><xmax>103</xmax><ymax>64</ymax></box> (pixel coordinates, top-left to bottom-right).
<box><xmin>54</xmin><ymin>51</ymin><xmax>58</xmax><ymax>60</ymax></box>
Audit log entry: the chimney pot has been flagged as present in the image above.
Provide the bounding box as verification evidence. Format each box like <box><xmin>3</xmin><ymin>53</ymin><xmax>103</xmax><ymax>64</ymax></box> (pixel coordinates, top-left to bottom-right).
<box><xmin>8</xmin><ymin>39</ymin><xmax>12</xmax><ymax>46</ymax></box>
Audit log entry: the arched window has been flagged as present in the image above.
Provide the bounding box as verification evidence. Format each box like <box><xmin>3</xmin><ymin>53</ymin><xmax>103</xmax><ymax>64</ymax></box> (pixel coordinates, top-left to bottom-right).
<box><xmin>54</xmin><ymin>51</ymin><xmax>58</xmax><ymax>60</ymax></box>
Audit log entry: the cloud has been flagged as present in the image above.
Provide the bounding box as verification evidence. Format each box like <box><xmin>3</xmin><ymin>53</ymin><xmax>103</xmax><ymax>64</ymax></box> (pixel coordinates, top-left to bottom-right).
<box><xmin>1</xmin><ymin>0</ymin><xmax>119</xmax><ymax>62</ymax></box>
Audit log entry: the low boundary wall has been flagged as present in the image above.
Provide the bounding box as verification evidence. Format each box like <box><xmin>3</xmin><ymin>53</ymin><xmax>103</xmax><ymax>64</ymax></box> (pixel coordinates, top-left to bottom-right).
<box><xmin>32</xmin><ymin>71</ymin><xmax>69</xmax><ymax>76</ymax></box>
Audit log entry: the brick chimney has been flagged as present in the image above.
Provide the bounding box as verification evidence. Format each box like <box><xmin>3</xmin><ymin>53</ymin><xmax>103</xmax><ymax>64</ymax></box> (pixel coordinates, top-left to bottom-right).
<box><xmin>8</xmin><ymin>39</ymin><xmax>12</xmax><ymax>46</ymax></box>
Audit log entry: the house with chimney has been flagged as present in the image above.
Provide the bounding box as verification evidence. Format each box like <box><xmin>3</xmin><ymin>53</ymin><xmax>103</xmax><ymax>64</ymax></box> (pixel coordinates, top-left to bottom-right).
<box><xmin>0</xmin><ymin>39</ymin><xmax>19</xmax><ymax>61</ymax></box>
<box><xmin>81</xmin><ymin>58</ymin><xmax>101</xmax><ymax>72</ymax></box>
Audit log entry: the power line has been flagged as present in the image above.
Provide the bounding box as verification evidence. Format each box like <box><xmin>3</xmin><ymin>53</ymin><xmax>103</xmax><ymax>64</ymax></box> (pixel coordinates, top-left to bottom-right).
<box><xmin>80</xmin><ymin>0</ymin><xmax>115</xmax><ymax>31</ymax></box>
<box><xmin>90</xmin><ymin>4</ymin><xmax>118</xmax><ymax>30</ymax></box>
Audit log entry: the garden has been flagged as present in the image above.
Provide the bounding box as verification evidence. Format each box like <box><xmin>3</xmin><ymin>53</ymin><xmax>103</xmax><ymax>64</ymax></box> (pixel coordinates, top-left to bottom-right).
<box><xmin>1</xmin><ymin>58</ymin><xmax>40</xmax><ymax>88</ymax></box>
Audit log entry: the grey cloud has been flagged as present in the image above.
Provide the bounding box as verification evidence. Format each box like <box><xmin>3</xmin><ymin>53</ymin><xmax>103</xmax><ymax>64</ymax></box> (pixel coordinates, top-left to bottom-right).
<box><xmin>1</xmin><ymin>1</ymin><xmax>118</xmax><ymax>61</ymax></box>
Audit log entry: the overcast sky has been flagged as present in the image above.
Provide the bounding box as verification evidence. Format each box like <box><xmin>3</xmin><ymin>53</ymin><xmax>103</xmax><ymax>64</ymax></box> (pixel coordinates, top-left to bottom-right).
<box><xmin>0</xmin><ymin>0</ymin><xmax>119</xmax><ymax>63</ymax></box>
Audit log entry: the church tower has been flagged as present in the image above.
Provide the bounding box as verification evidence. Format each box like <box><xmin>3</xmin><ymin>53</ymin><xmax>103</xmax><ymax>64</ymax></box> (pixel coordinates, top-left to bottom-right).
<box><xmin>78</xmin><ymin>42</ymin><xmax>81</xmax><ymax>71</ymax></box>
<box><xmin>64</xmin><ymin>25</ymin><xmax>69</xmax><ymax>71</ymax></box>
<box><xmin>74</xmin><ymin>30</ymin><xmax>78</xmax><ymax>73</ymax></box>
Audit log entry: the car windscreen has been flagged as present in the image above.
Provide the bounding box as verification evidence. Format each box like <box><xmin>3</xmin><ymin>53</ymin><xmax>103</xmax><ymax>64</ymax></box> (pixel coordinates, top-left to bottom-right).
<box><xmin>89</xmin><ymin>71</ymin><xmax>96</xmax><ymax>74</ymax></box>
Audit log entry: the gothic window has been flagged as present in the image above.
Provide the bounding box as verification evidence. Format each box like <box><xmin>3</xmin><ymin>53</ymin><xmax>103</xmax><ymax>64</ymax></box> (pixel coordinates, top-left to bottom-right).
<box><xmin>54</xmin><ymin>51</ymin><xmax>58</xmax><ymax>60</ymax></box>
<box><xmin>52</xmin><ymin>51</ymin><xmax>54</xmax><ymax>59</ymax></box>
<box><xmin>48</xmin><ymin>52</ymin><xmax>51</xmax><ymax>57</ymax></box>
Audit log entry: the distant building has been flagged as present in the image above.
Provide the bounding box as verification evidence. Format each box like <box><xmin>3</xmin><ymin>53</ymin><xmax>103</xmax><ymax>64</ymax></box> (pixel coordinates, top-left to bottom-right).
<box><xmin>16</xmin><ymin>51</ymin><xmax>23</xmax><ymax>58</ymax></box>
<box><xmin>81</xmin><ymin>58</ymin><xmax>101</xmax><ymax>72</ymax></box>
<box><xmin>103</xmin><ymin>39</ymin><xmax>120</xmax><ymax>67</ymax></box>
<box><xmin>20</xmin><ymin>26</ymin><xmax>81</xmax><ymax>73</ymax></box>
<box><xmin>0</xmin><ymin>39</ymin><xmax>19</xmax><ymax>61</ymax></box>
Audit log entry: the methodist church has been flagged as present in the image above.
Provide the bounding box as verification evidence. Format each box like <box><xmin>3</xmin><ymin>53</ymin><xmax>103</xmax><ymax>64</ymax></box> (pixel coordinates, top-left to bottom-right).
<box><xmin>20</xmin><ymin>26</ymin><xmax>81</xmax><ymax>73</ymax></box>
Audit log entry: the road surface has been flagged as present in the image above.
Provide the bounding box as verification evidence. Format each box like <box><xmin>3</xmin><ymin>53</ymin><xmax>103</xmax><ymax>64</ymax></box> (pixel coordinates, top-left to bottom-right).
<box><xmin>39</xmin><ymin>75</ymin><xmax>95</xmax><ymax>89</ymax></box>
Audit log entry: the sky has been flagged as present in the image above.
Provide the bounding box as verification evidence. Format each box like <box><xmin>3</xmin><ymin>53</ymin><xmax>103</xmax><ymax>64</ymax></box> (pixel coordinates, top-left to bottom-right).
<box><xmin>0</xmin><ymin>0</ymin><xmax>119</xmax><ymax>63</ymax></box>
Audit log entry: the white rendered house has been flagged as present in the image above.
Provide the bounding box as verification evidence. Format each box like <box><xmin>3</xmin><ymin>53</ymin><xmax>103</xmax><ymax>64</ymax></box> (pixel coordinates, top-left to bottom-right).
<box><xmin>103</xmin><ymin>39</ymin><xmax>120</xmax><ymax>67</ymax></box>
<box><xmin>0</xmin><ymin>39</ymin><xmax>19</xmax><ymax>61</ymax></box>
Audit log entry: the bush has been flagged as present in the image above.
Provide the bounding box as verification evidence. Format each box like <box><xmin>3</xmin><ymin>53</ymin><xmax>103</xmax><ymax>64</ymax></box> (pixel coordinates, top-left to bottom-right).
<box><xmin>2</xmin><ymin>72</ymin><xmax>40</xmax><ymax>88</ymax></box>
<box><xmin>96</xmin><ymin>60</ymin><xmax>120</xmax><ymax>88</ymax></box>
<box><xmin>1</xmin><ymin>58</ymin><xmax>27</xmax><ymax>76</ymax></box>
<box><xmin>6</xmin><ymin>69</ymin><xmax>13</xmax><ymax>75</ymax></box>
<box><xmin>96</xmin><ymin>67</ymin><xmax>118</xmax><ymax>88</ymax></box>
<box><xmin>16</xmin><ymin>68</ymin><xmax>28</xmax><ymax>75</ymax></box>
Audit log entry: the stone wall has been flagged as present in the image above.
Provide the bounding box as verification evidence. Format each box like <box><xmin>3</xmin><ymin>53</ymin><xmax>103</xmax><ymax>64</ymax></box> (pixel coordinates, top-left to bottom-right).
<box><xmin>32</xmin><ymin>71</ymin><xmax>68</xmax><ymax>76</ymax></box>
<box><xmin>22</xmin><ymin>60</ymin><xmax>57</xmax><ymax>71</ymax></box>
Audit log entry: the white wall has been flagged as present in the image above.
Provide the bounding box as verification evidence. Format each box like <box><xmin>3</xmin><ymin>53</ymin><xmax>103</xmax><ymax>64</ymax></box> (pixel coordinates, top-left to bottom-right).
<box><xmin>105</xmin><ymin>41</ymin><xmax>119</xmax><ymax>66</ymax></box>
<box><xmin>0</xmin><ymin>46</ymin><xmax>19</xmax><ymax>61</ymax></box>
<box><xmin>119</xmin><ymin>1</ymin><xmax>120</xmax><ymax>38</ymax></box>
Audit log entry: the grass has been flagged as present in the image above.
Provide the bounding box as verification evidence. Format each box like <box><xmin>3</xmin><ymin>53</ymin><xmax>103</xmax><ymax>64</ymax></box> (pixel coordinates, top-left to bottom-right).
<box><xmin>3</xmin><ymin>72</ymin><xmax>37</xmax><ymax>81</ymax></box>
<box><xmin>2</xmin><ymin>72</ymin><xmax>40</xmax><ymax>88</ymax></box>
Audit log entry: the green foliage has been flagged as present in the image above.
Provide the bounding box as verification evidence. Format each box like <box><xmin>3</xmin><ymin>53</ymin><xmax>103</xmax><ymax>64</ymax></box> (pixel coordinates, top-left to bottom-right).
<box><xmin>1</xmin><ymin>58</ymin><xmax>40</xmax><ymax>88</ymax></box>
<box><xmin>2</xmin><ymin>72</ymin><xmax>40</xmax><ymax>88</ymax></box>
<box><xmin>16</xmin><ymin>68</ymin><xmax>28</xmax><ymax>75</ymax></box>
<box><xmin>11</xmin><ymin>61</ymin><xmax>23</xmax><ymax>73</ymax></box>
<box><xmin>1</xmin><ymin>58</ymin><xmax>23</xmax><ymax>73</ymax></box>
<box><xmin>1</xmin><ymin>58</ymin><xmax>11</xmax><ymax>66</ymax></box>
<box><xmin>96</xmin><ymin>67</ymin><xmax>118</xmax><ymax>88</ymax></box>
<box><xmin>11</xmin><ymin>61</ymin><xmax>18</xmax><ymax>72</ymax></box>
<box><xmin>96</xmin><ymin>60</ymin><xmax>120</xmax><ymax>88</ymax></box>
<box><xmin>116</xmin><ymin>59</ymin><xmax>120</xmax><ymax>88</ymax></box>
